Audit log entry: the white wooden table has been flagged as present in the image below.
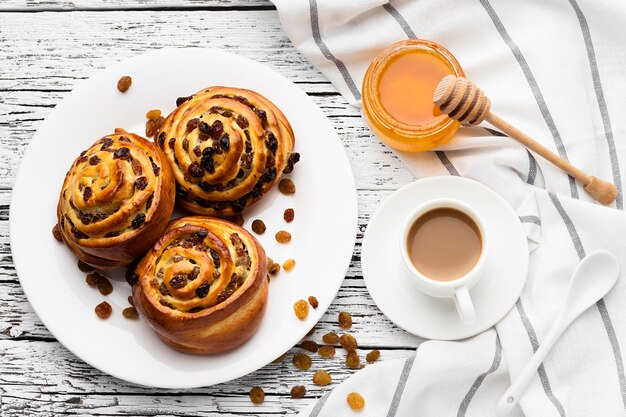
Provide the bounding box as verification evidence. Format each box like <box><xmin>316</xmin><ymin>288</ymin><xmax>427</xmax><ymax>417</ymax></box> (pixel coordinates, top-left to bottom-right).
<box><xmin>0</xmin><ymin>1</ymin><xmax>421</xmax><ymax>415</ymax></box>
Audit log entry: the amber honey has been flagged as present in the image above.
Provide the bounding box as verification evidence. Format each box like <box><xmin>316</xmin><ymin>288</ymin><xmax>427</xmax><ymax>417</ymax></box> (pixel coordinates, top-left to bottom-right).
<box><xmin>362</xmin><ymin>39</ymin><xmax>465</xmax><ymax>152</ymax></box>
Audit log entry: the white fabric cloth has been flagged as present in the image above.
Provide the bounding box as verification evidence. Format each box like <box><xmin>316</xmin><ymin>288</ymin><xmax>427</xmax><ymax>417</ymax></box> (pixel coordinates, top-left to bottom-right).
<box><xmin>271</xmin><ymin>0</ymin><xmax>626</xmax><ymax>416</ymax></box>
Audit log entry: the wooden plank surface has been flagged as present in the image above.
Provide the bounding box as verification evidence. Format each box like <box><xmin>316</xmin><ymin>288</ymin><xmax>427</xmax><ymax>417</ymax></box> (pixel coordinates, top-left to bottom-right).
<box><xmin>0</xmin><ymin>4</ymin><xmax>420</xmax><ymax>416</ymax></box>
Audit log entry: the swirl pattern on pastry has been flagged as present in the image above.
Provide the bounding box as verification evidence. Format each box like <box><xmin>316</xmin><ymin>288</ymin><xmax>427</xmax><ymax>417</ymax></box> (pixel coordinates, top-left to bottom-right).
<box><xmin>132</xmin><ymin>216</ymin><xmax>268</xmax><ymax>354</ymax></box>
<box><xmin>156</xmin><ymin>86</ymin><xmax>299</xmax><ymax>217</ymax></box>
<box><xmin>56</xmin><ymin>132</ymin><xmax>175</xmax><ymax>269</ymax></box>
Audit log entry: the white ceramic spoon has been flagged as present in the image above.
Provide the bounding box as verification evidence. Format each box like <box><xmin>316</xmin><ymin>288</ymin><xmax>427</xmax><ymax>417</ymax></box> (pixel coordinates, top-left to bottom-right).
<box><xmin>495</xmin><ymin>250</ymin><xmax>620</xmax><ymax>416</ymax></box>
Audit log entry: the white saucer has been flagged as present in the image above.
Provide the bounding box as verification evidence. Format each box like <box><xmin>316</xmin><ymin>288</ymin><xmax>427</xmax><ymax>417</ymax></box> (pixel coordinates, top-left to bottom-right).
<box><xmin>362</xmin><ymin>176</ymin><xmax>528</xmax><ymax>340</ymax></box>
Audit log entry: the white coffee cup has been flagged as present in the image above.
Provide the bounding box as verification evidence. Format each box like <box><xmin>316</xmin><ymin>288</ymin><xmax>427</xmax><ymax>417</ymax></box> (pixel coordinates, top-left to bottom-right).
<box><xmin>399</xmin><ymin>198</ymin><xmax>489</xmax><ymax>324</ymax></box>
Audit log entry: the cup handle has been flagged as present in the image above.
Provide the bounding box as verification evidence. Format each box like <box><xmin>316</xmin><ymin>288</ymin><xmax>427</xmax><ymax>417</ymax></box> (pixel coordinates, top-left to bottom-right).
<box><xmin>454</xmin><ymin>286</ymin><xmax>476</xmax><ymax>324</ymax></box>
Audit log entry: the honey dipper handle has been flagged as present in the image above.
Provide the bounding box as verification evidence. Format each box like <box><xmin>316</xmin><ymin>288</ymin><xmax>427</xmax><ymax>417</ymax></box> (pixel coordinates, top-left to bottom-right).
<box><xmin>485</xmin><ymin>113</ymin><xmax>618</xmax><ymax>204</ymax></box>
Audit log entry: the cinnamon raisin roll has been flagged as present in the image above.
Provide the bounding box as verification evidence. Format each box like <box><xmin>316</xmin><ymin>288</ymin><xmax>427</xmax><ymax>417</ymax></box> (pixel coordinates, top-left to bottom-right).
<box><xmin>56</xmin><ymin>132</ymin><xmax>175</xmax><ymax>269</ymax></box>
<box><xmin>131</xmin><ymin>216</ymin><xmax>268</xmax><ymax>354</ymax></box>
<box><xmin>156</xmin><ymin>87</ymin><xmax>299</xmax><ymax>217</ymax></box>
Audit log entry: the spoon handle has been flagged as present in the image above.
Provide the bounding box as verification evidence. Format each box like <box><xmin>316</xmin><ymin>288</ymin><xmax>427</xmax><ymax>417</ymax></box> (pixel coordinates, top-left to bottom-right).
<box><xmin>495</xmin><ymin>314</ymin><xmax>566</xmax><ymax>416</ymax></box>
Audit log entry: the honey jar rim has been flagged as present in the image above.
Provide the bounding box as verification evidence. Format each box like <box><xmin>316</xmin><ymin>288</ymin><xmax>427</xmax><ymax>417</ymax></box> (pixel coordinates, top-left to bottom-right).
<box><xmin>362</xmin><ymin>39</ymin><xmax>465</xmax><ymax>137</ymax></box>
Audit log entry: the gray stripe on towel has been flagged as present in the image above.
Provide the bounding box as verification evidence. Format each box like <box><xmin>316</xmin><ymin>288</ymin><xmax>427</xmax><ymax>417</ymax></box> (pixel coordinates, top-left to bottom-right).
<box><xmin>519</xmin><ymin>215</ymin><xmax>541</xmax><ymax>225</ymax></box>
<box><xmin>308</xmin><ymin>0</ymin><xmax>361</xmax><ymax>101</ymax></box>
<box><xmin>457</xmin><ymin>336</ymin><xmax>502</xmax><ymax>417</ymax></box>
<box><xmin>436</xmin><ymin>151</ymin><xmax>460</xmax><ymax>176</ymax></box>
<box><xmin>383</xmin><ymin>2</ymin><xmax>417</xmax><ymax>39</ymax></box>
<box><xmin>527</xmin><ymin>151</ymin><xmax>538</xmax><ymax>185</ymax></box>
<box><xmin>567</xmin><ymin>0</ymin><xmax>622</xmax><ymax>209</ymax></box>
<box><xmin>386</xmin><ymin>355</ymin><xmax>416</xmax><ymax>417</ymax></box>
<box><xmin>309</xmin><ymin>392</ymin><xmax>331</xmax><ymax>417</ymax></box>
<box><xmin>549</xmin><ymin>192</ymin><xmax>626</xmax><ymax>409</ymax></box>
<box><xmin>479</xmin><ymin>0</ymin><xmax>579</xmax><ymax>199</ymax></box>
<box><xmin>516</xmin><ymin>299</ymin><xmax>567</xmax><ymax>417</ymax></box>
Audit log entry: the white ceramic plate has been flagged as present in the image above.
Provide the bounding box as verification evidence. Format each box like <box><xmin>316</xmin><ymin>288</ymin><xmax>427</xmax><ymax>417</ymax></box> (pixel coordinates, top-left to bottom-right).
<box><xmin>362</xmin><ymin>176</ymin><xmax>528</xmax><ymax>340</ymax></box>
<box><xmin>10</xmin><ymin>48</ymin><xmax>358</xmax><ymax>388</ymax></box>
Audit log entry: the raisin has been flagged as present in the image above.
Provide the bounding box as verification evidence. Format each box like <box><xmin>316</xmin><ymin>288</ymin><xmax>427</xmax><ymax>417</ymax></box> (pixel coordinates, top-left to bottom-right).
<box><xmin>322</xmin><ymin>332</ymin><xmax>339</xmax><ymax>344</ymax></box>
<box><xmin>131</xmin><ymin>158</ymin><xmax>142</xmax><ymax>175</ymax></box>
<box><xmin>135</xmin><ymin>176</ymin><xmax>148</xmax><ymax>190</ymax></box>
<box><xmin>275</xmin><ymin>231</ymin><xmax>291</xmax><ymax>243</ymax></box>
<box><xmin>72</xmin><ymin>228</ymin><xmax>89</xmax><ymax>240</ymax></box>
<box><xmin>211</xmin><ymin>120</ymin><xmax>223</xmax><ymax>140</ymax></box>
<box><xmin>52</xmin><ymin>224</ymin><xmax>63</xmax><ymax>242</ymax></box>
<box><xmin>126</xmin><ymin>272</ymin><xmax>139</xmax><ymax>286</ymax></box>
<box><xmin>117</xmin><ymin>76</ymin><xmax>132</xmax><ymax>93</ymax></box>
<box><xmin>230</xmin><ymin>214</ymin><xmax>244</xmax><ymax>226</ymax></box>
<box><xmin>366</xmin><ymin>350</ymin><xmax>381</xmax><ymax>363</ymax></box>
<box><xmin>222</xmin><ymin>110</ymin><xmax>233</xmax><ymax>118</ymax></box>
<box><xmin>157</xmin><ymin>131</ymin><xmax>166</xmax><ymax>148</ymax></box>
<box><xmin>132</xmin><ymin>213</ymin><xmax>146</xmax><ymax>229</ymax></box>
<box><xmin>82</xmin><ymin>186</ymin><xmax>92</xmax><ymax>202</ymax></box>
<box><xmin>146</xmin><ymin>109</ymin><xmax>161</xmax><ymax>120</ymax></box>
<box><xmin>346</xmin><ymin>351</ymin><xmax>361</xmax><ymax>369</ymax></box>
<box><xmin>168</xmin><ymin>137</ymin><xmax>176</xmax><ymax>149</ymax></box>
<box><xmin>188</xmin><ymin>266</ymin><xmax>201</xmax><ymax>280</ymax></box>
<box><xmin>195</xmin><ymin>282</ymin><xmax>210</xmax><ymax>298</ymax></box>
<box><xmin>256</xmin><ymin>109</ymin><xmax>268</xmax><ymax>127</ymax></box>
<box><xmin>100</xmin><ymin>138</ymin><xmax>113</xmax><ymax>151</ymax></box>
<box><xmin>127</xmin><ymin>296</ymin><xmax>134</xmax><ymax>306</ymax></box>
<box><xmin>308</xmin><ymin>295</ymin><xmax>318</xmax><ymax>309</ymax></box>
<box><xmin>290</xmin><ymin>385</ymin><xmax>306</xmax><ymax>399</ymax></box>
<box><xmin>236</xmin><ymin>115</ymin><xmax>249</xmax><ymax>128</ymax></box>
<box><xmin>293</xmin><ymin>299</ymin><xmax>309</xmax><ymax>320</ymax></box>
<box><xmin>170</xmin><ymin>275</ymin><xmax>187</xmax><ymax>289</ymax></box>
<box><xmin>145</xmin><ymin>116</ymin><xmax>164</xmax><ymax>138</ymax></box>
<box><xmin>313</xmin><ymin>370</ymin><xmax>332</xmax><ymax>386</ymax></box>
<box><xmin>251</xmin><ymin>219</ymin><xmax>266</xmax><ymax>234</ymax></box>
<box><xmin>265</xmin><ymin>132</ymin><xmax>278</xmax><ymax>152</ymax></box>
<box><xmin>262</xmin><ymin>167</ymin><xmax>277</xmax><ymax>182</ymax></box>
<box><xmin>113</xmin><ymin>147</ymin><xmax>131</xmax><ymax>160</ymax></box>
<box><xmin>182</xmin><ymin>138</ymin><xmax>189</xmax><ymax>151</ymax></box>
<box><xmin>278</xmin><ymin>178</ymin><xmax>296</xmax><ymax>195</ymax></box>
<box><xmin>85</xmin><ymin>272</ymin><xmax>100</xmax><ymax>287</ymax></box>
<box><xmin>283</xmin><ymin>258</ymin><xmax>296</xmax><ymax>272</ymax></box>
<box><xmin>122</xmin><ymin>306</ymin><xmax>139</xmax><ymax>319</ymax></box>
<box><xmin>104</xmin><ymin>231</ymin><xmax>120</xmax><ymax>238</ymax></box>
<box><xmin>188</xmin><ymin>161</ymin><xmax>204</xmax><ymax>178</ymax></box>
<box><xmin>176</xmin><ymin>184</ymin><xmax>188</xmax><ymax>199</ymax></box>
<box><xmin>194</xmin><ymin>228</ymin><xmax>208</xmax><ymax>239</ymax></box>
<box><xmin>186</xmin><ymin>118</ymin><xmax>201</xmax><ymax>132</ymax></box>
<box><xmin>89</xmin><ymin>155</ymin><xmax>101</xmax><ymax>165</ymax></box>
<box><xmin>301</xmin><ymin>340</ymin><xmax>318</xmax><ymax>353</ymax></box>
<box><xmin>318</xmin><ymin>346</ymin><xmax>336</xmax><ymax>358</ymax></box>
<box><xmin>77</xmin><ymin>260</ymin><xmax>95</xmax><ymax>273</ymax></box>
<box><xmin>176</xmin><ymin>95</ymin><xmax>193</xmax><ymax>107</ymax></box>
<box><xmin>201</xmin><ymin>155</ymin><xmax>215</xmax><ymax>174</ymax></box>
<box><xmin>159</xmin><ymin>282</ymin><xmax>170</xmax><ymax>296</ymax></box>
<box><xmin>95</xmin><ymin>301</ymin><xmax>112</xmax><ymax>318</ymax></box>
<box><xmin>284</xmin><ymin>208</ymin><xmax>295</xmax><ymax>223</ymax></box>
<box><xmin>272</xmin><ymin>353</ymin><xmax>287</xmax><ymax>364</ymax></box>
<box><xmin>347</xmin><ymin>392</ymin><xmax>365</xmax><ymax>410</ymax></box>
<box><xmin>219</xmin><ymin>134</ymin><xmax>230</xmax><ymax>151</ymax></box>
<box><xmin>249</xmin><ymin>386</ymin><xmax>265</xmax><ymax>404</ymax></box>
<box><xmin>97</xmin><ymin>275</ymin><xmax>113</xmax><ymax>296</ymax></box>
<box><xmin>338</xmin><ymin>311</ymin><xmax>353</xmax><ymax>330</ymax></box>
<box><xmin>268</xmin><ymin>262</ymin><xmax>280</xmax><ymax>276</ymax></box>
<box><xmin>150</xmin><ymin>158</ymin><xmax>160</xmax><ymax>176</ymax></box>
<box><xmin>292</xmin><ymin>353</ymin><xmax>312</xmax><ymax>370</ymax></box>
<box><xmin>339</xmin><ymin>334</ymin><xmax>357</xmax><ymax>352</ymax></box>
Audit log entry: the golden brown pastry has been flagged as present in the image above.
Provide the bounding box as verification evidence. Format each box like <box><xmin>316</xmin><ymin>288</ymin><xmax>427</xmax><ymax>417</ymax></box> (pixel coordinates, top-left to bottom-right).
<box><xmin>155</xmin><ymin>86</ymin><xmax>299</xmax><ymax>217</ymax></box>
<box><xmin>131</xmin><ymin>216</ymin><xmax>268</xmax><ymax>354</ymax></box>
<box><xmin>56</xmin><ymin>132</ymin><xmax>175</xmax><ymax>269</ymax></box>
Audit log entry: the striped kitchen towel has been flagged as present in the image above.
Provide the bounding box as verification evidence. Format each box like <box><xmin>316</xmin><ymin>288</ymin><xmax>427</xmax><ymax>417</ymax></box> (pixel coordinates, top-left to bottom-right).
<box><xmin>271</xmin><ymin>0</ymin><xmax>626</xmax><ymax>416</ymax></box>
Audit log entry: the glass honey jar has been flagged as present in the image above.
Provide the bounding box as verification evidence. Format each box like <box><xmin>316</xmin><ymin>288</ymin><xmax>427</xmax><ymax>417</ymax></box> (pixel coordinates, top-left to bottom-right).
<box><xmin>362</xmin><ymin>39</ymin><xmax>465</xmax><ymax>152</ymax></box>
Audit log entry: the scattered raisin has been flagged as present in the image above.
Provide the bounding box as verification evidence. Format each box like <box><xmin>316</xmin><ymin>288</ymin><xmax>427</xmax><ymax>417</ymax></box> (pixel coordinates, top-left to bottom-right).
<box><xmin>308</xmin><ymin>295</ymin><xmax>318</xmax><ymax>309</ymax></box>
<box><xmin>97</xmin><ymin>275</ymin><xmax>113</xmax><ymax>296</ymax></box>
<box><xmin>338</xmin><ymin>311</ymin><xmax>353</xmax><ymax>330</ymax></box>
<box><xmin>95</xmin><ymin>301</ymin><xmax>112</xmax><ymax>318</ymax></box>
<box><xmin>272</xmin><ymin>353</ymin><xmax>287</xmax><ymax>364</ymax></box>
<box><xmin>318</xmin><ymin>345</ymin><xmax>336</xmax><ymax>358</ymax></box>
<box><xmin>131</xmin><ymin>213</ymin><xmax>146</xmax><ymax>229</ymax></box>
<box><xmin>366</xmin><ymin>350</ymin><xmax>381</xmax><ymax>363</ymax></box>
<box><xmin>312</xmin><ymin>370</ymin><xmax>332</xmax><ymax>386</ymax></box>
<box><xmin>145</xmin><ymin>116</ymin><xmax>164</xmax><ymax>137</ymax></box>
<box><xmin>126</xmin><ymin>271</ymin><xmax>139</xmax><ymax>286</ymax></box>
<box><xmin>268</xmin><ymin>262</ymin><xmax>280</xmax><ymax>276</ymax></box>
<box><xmin>278</xmin><ymin>178</ymin><xmax>296</xmax><ymax>195</ymax></box>
<box><xmin>322</xmin><ymin>332</ymin><xmax>339</xmax><ymax>344</ymax></box>
<box><xmin>89</xmin><ymin>155</ymin><xmax>101</xmax><ymax>165</ymax></box>
<box><xmin>113</xmin><ymin>147</ymin><xmax>131</xmax><ymax>160</ymax></box>
<box><xmin>85</xmin><ymin>272</ymin><xmax>100</xmax><ymax>287</ymax></box>
<box><xmin>293</xmin><ymin>299</ymin><xmax>309</xmax><ymax>320</ymax></box>
<box><xmin>117</xmin><ymin>76</ymin><xmax>132</xmax><ymax>93</ymax></box>
<box><xmin>292</xmin><ymin>353</ymin><xmax>312</xmax><ymax>370</ymax></box>
<box><xmin>284</xmin><ymin>208</ymin><xmax>295</xmax><ymax>223</ymax></box>
<box><xmin>52</xmin><ymin>224</ymin><xmax>63</xmax><ymax>242</ymax></box>
<box><xmin>251</xmin><ymin>219</ymin><xmax>266</xmax><ymax>234</ymax></box>
<box><xmin>301</xmin><ymin>340</ymin><xmax>318</xmax><ymax>353</ymax></box>
<box><xmin>135</xmin><ymin>176</ymin><xmax>148</xmax><ymax>191</ymax></box>
<box><xmin>347</xmin><ymin>392</ymin><xmax>365</xmax><ymax>411</ymax></box>
<box><xmin>290</xmin><ymin>385</ymin><xmax>306</xmax><ymax>399</ymax></box>
<box><xmin>339</xmin><ymin>334</ymin><xmax>357</xmax><ymax>352</ymax></box>
<box><xmin>127</xmin><ymin>295</ymin><xmax>135</xmax><ymax>306</ymax></box>
<box><xmin>122</xmin><ymin>306</ymin><xmax>139</xmax><ymax>319</ymax></box>
<box><xmin>145</xmin><ymin>109</ymin><xmax>161</xmax><ymax>120</ymax></box>
<box><xmin>276</xmin><ymin>230</ymin><xmax>291</xmax><ymax>243</ymax></box>
<box><xmin>346</xmin><ymin>351</ymin><xmax>361</xmax><ymax>369</ymax></box>
<box><xmin>283</xmin><ymin>258</ymin><xmax>296</xmax><ymax>272</ymax></box>
<box><xmin>249</xmin><ymin>386</ymin><xmax>265</xmax><ymax>404</ymax></box>
<box><xmin>77</xmin><ymin>260</ymin><xmax>95</xmax><ymax>273</ymax></box>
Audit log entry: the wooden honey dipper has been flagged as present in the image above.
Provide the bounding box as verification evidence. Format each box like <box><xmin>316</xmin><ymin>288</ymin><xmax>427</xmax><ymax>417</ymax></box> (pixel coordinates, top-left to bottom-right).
<box><xmin>433</xmin><ymin>75</ymin><xmax>617</xmax><ymax>205</ymax></box>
